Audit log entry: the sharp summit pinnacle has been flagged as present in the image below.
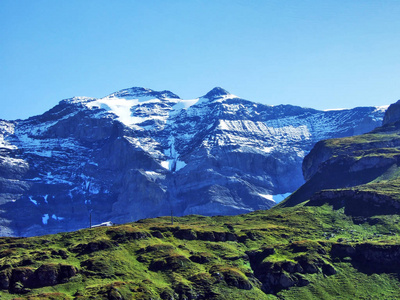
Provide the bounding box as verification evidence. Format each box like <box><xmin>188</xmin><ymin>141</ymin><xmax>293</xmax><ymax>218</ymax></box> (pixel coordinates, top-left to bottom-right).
<box><xmin>203</xmin><ymin>87</ymin><xmax>231</xmax><ymax>99</ymax></box>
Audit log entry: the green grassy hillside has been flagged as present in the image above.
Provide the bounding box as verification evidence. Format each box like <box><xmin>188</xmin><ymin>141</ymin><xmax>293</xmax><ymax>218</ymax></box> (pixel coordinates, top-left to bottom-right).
<box><xmin>0</xmin><ymin>203</ymin><xmax>400</xmax><ymax>299</ymax></box>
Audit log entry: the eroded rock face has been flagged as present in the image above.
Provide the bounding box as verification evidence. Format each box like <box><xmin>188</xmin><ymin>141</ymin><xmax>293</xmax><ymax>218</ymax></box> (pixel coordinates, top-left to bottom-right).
<box><xmin>302</xmin><ymin>136</ymin><xmax>400</xmax><ymax>183</ymax></box>
<box><xmin>0</xmin><ymin>87</ymin><xmax>386</xmax><ymax>236</ymax></box>
<box><xmin>331</xmin><ymin>243</ymin><xmax>400</xmax><ymax>272</ymax></box>
<box><xmin>209</xmin><ymin>265</ymin><xmax>253</xmax><ymax>291</ymax></box>
<box><xmin>246</xmin><ymin>245</ymin><xmax>335</xmax><ymax>294</ymax></box>
<box><xmin>383</xmin><ymin>100</ymin><xmax>400</xmax><ymax>125</ymax></box>
<box><xmin>309</xmin><ymin>189</ymin><xmax>400</xmax><ymax>216</ymax></box>
<box><xmin>0</xmin><ymin>264</ymin><xmax>77</xmax><ymax>292</ymax></box>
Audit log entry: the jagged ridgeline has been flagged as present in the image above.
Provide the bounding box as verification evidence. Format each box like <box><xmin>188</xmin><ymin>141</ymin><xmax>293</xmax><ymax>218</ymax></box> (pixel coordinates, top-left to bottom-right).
<box><xmin>1</xmin><ymin>99</ymin><xmax>400</xmax><ymax>298</ymax></box>
<box><xmin>0</xmin><ymin>86</ymin><xmax>386</xmax><ymax>237</ymax></box>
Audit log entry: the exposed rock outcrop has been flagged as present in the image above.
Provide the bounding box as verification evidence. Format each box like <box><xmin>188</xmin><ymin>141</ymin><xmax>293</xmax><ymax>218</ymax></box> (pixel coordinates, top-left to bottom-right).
<box><xmin>246</xmin><ymin>245</ymin><xmax>335</xmax><ymax>294</ymax></box>
<box><xmin>173</xmin><ymin>228</ymin><xmax>238</xmax><ymax>242</ymax></box>
<box><xmin>383</xmin><ymin>99</ymin><xmax>400</xmax><ymax>125</ymax></box>
<box><xmin>331</xmin><ymin>243</ymin><xmax>400</xmax><ymax>273</ymax></box>
<box><xmin>309</xmin><ymin>189</ymin><xmax>400</xmax><ymax>216</ymax></box>
<box><xmin>0</xmin><ymin>264</ymin><xmax>77</xmax><ymax>292</ymax></box>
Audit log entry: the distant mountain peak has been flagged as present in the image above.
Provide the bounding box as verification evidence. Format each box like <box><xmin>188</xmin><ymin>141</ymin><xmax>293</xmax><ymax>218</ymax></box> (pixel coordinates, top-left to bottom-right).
<box><xmin>203</xmin><ymin>87</ymin><xmax>231</xmax><ymax>100</ymax></box>
<box><xmin>0</xmin><ymin>84</ymin><xmax>388</xmax><ymax>237</ymax></box>
<box><xmin>109</xmin><ymin>87</ymin><xmax>180</xmax><ymax>100</ymax></box>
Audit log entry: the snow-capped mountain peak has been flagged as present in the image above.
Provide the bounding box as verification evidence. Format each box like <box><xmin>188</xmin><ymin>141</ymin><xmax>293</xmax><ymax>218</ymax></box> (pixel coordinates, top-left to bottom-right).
<box><xmin>107</xmin><ymin>87</ymin><xmax>180</xmax><ymax>100</ymax></box>
<box><xmin>0</xmin><ymin>85</ymin><xmax>388</xmax><ymax>237</ymax></box>
<box><xmin>202</xmin><ymin>87</ymin><xmax>236</xmax><ymax>101</ymax></box>
<box><xmin>73</xmin><ymin>87</ymin><xmax>183</xmax><ymax>128</ymax></box>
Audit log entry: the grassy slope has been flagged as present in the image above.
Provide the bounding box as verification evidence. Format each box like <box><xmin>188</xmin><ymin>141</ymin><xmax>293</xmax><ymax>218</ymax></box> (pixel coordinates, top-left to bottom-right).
<box><xmin>0</xmin><ymin>203</ymin><xmax>400</xmax><ymax>299</ymax></box>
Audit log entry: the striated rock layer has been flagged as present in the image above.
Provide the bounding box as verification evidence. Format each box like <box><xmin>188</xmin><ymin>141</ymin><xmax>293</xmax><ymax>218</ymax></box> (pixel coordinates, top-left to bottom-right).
<box><xmin>0</xmin><ymin>86</ymin><xmax>387</xmax><ymax>236</ymax></box>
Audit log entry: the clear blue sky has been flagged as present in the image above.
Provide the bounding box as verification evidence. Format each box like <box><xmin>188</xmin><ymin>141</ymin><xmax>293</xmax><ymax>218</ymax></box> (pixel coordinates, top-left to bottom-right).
<box><xmin>1</xmin><ymin>0</ymin><xmax>400</xmax><ymax>120</ymax></box>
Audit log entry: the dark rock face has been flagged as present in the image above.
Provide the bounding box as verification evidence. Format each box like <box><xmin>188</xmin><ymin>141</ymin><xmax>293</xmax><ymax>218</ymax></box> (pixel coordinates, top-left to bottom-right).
<box><xmin>173</xmin><ymin>228</ymin><xmax>238</xmax><ymax>242</ymax></box>
<box><xmin>149</xmin><ymin>255</ymin><xmax>191</xmax><ymax>272</ymax></box>
<box><xmin>246</xmin><ymin>246</ymin><xmax>335</xmax><ymax>294</ymax></box>
<box><xmin>106</xmin><ymin>227</ymin><xmax>151</xmax><ymax>242</ymax></box>
<box><xmin>209</xmin><ymin>265</ymin><xmax>253</xmax><ymax>290</ymax></box>
<box><xmin>309</xmin><ymin>189</ymin><xmax>400</xmax><ymax>216</ymax></box>
<box><xmin>331</xmin><ymin>243</ymin><xmax>400</xmax><ymax>273</ymax></box>
<box><xmin>71</xmin><ymin>239</ymin><xmax>116</xmax><ymax>255</ymax></box>
<box><xmin>174</xmin><ymin>229</ymin><xmax>198</xmax><ymax>240</ymax></box>
<box><xmin>383</xmin><ymin>99</ymin><xmax>400</xmax><ymax>125</ymax></box>
<box><xmin>0</xmin><ymin>86</ymin><xmax>386</xmax><ymax>236</ymax></box>
<box><xmin>0</xmin><ymin>264</ymin><xmax>77</xmax><ymax>292</ymax></box>
<box><xmin>189</xmin><ymin>254</ymin><xmax>212</xmax><ymax>264</ymax></box>
<box><xmin>203</xmin><ymin>87</ymin><xmax>230</xmax><ymax>100</ymax></box>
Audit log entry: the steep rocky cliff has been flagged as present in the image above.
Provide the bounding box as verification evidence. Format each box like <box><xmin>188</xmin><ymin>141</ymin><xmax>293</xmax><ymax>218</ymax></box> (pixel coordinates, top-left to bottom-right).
<box><xmin>0</xmin><ymin>86</ymin><xmax>386</xmax><ymax>236</ymax></box>
<box><xmin>382</xmin><ymin>99</ymin><xmax>400</xmax><ymax>125</ymax></box>
<box><xmin>282</xmin><ymin>99</ymin><xmax>400</xmax><ymax>210</ymax></box>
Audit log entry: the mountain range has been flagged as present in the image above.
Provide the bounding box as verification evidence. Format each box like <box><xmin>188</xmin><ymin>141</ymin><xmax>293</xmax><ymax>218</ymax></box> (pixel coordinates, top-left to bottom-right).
<box><xmin>0</xmin><ymin>86</ymin><xmax>387</xmax><ymax>236</ymax></box>
<box><xmin>0</xmin><ymin>99</ymin><xmax>400</xmax><ymax>299</ymax></box>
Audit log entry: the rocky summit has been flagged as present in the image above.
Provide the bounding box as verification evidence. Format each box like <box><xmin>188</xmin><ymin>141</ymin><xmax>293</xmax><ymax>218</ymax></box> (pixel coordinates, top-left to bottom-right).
<box><xmin>0</xmin><ymin>86</ymin><xmax>387</xmax><ymax>236</ymax></box>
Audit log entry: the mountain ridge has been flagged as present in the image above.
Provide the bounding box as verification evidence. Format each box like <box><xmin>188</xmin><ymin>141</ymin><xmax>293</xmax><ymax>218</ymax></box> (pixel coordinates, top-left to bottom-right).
<box><xmin>1</xmin><ymin>93</ymin><xmax>399</xmax><ymax>299</ymax></box>
<box><xmin>0</xmin><ymin>86</ymin><xmax>387</xmax><ymax>236</ymax></box>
